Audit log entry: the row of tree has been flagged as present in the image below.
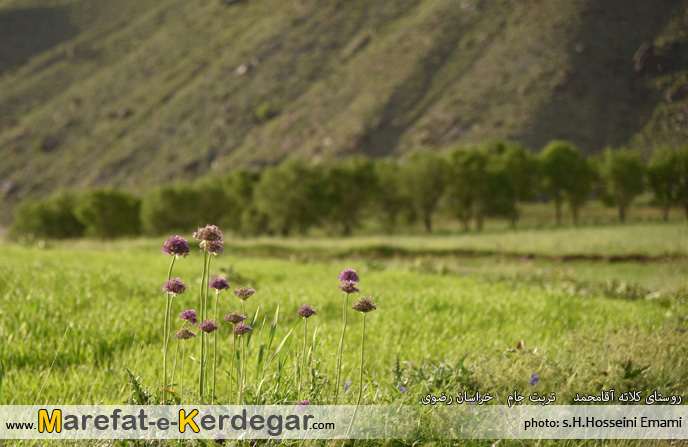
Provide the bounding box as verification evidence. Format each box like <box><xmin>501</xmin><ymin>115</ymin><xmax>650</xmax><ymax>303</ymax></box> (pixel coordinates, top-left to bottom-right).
<box><xmin>8</xmin><ymin>140</ymin><xmax>688</xmax><ymax>239</ymax></box>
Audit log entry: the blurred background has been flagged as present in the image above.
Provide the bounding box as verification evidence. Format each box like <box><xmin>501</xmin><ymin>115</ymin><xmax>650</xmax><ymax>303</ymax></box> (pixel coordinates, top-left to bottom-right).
<box><xmin>1</xmin><ymin>0</ymin><xmax>688</xmax><ymax>239</ymax></box>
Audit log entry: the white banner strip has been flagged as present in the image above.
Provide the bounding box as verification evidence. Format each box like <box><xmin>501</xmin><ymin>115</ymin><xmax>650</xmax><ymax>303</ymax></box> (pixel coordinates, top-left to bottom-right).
<box><xmin>0</xmin><ymin>405</ymin><xmax>686</xmax><ymax>439</ymax></box>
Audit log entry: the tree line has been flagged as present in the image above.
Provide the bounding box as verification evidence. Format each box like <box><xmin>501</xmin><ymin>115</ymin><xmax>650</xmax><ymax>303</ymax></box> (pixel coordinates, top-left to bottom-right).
<box><xmin>8</xmin><ymin>140</ymin><xmax>688</xmax><ymax>240</ymax></box>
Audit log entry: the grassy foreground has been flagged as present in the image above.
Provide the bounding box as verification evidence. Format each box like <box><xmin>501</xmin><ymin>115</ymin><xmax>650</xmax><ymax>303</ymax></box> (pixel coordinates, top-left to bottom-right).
<box><xmin>1</xmin><ymin>224</ymin><xmax>687</xmax><ymax>445</ymax></box>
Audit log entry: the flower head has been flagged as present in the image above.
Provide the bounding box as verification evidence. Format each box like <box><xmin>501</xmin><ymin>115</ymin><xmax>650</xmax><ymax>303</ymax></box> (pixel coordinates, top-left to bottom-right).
<box><xmin>234</xmin><ymin>286</ymin><xmax>256</xmax><ymax>301</ymax></box>
<box><xmin>162</xmin><ymin>278</ymin><xmax>187</xmax><ymax>296</ymax></box>
<box><xmin>352</xmin><ymin>296</ymin><xmax>377</xmax><ymax>313</ymax></box>
<box><xmin>205</xmin><ymin>240</ymin><xmax>224</xmax><ymax>255</ymax></box>
<box><xmin>223</xmin><ymin>311</ymin><xmax>246</xmax><ymax>325</ymax></box>
<box><xmin>193</xmin><ymin>225</ymin><xmax>223</xmax><ymax>242</ymax></box>
<box><xmin>194</xmin><ymin>225</ymin><xmax>224</xmax><ymax>255</ymax></box>
<box><xmin>199</xmin><ymin>319</ymin><xmax>219</xmax><ymax>333</ymax></box>
<box><xmin>398</xmin><ymin>385</ymin><xmax>407</xmax><ymax>393</ymax></box>
<box><xmin>174</xmin><ymin>327</ymin><xmax>197</xmax><ymax>340</ymax></box>
<box><xmin>529</xmin><ymin>373</ymin><xmax>539</xmax><ymax>387</ymax></box>
<box><xmin>233</xmin><ymin>322</ymin><xmax>253</xmax><ymax>336</ymax></box>
<box><xmin>339</xmin><ymin>281</ymin><xmax>359</xmax><ymax>294</ymax></box>
<box><xmin>339</xmin><ymin>268</ymin><xmax>360</xmax><ymax>283</ymax></box>
<box><xmin>209</xmin><ymin>277</ymin><xmax>230</xmax><ymax>292</ymax></box>
<box><xmin>162</xmin><ymin>235</ymin><xmax>190</xmax><ymax>258</ymax></box>
<box><xmin>344</xmin><ymin>380</ymin><xmax>351</xmax><ymax>392</ymax></box>
<box><xmin>296</xmin><ymin>400</ymin><xmax>310</xmax><ymax>405</ymax></box>
<box><xmin>179</xmin><ymin>309</ymin><xmax>198</xmax><ymax>325</ymax></box>
<box><xmin>296</xmin><ymin>304</ymin><xmax>316</xmax><ymax>319</ymax></box>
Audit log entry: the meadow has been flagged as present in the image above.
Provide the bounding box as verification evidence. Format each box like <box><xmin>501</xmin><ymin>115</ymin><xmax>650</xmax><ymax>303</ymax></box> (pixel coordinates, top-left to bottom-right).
<box><xmin>1</xmin><ymin>221</ymin><xmax>687</xmax><ymax>446</ymax></box>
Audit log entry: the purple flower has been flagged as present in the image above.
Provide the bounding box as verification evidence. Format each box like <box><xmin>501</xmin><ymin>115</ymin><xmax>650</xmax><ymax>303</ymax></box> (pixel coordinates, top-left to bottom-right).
<box><xmin>174</xmin><ymin>327</ymin><xmax>197</xmax><ymax>340</ymax></box>
<box><xmin>352</xmin><ymin>296</ymin><xmax>377</xmax><ymax>313</ymax></box>
<box><xmin>199</xmin><ymin>319</ymin><xmax>219</xmax><ymax>333</ymax></box>
<box><xmin>398</xmin><ymin>385</ymin><xmax>407</xmax><ymax>393</ymax></box>
<box><xmin>296</xmin><ymin>304</ymin><xmax>316</xmax><ymax>319</ymax></box>
<box><xmin>162</xmin><ymin>235</ymin><xmax>190</xmax><ymax>258</ymax></box>
<box><xmin>338</xmin><ymin>268</ymin><xmax>360</xmax><ymax>283</ymax></box>
<box><xmin>209</xmin><ymin>277</ymin><xmax>230</xmax><ymax>292</ymax></box>
<box><xmin>193</xmin><ymin>225</ymin><xmax>223</xmax><ymax>242</ymax></box>
<box><xmin>179</xmin><ymin>309</ymin><xmax>198</xmax><ymax>325</ymax></box>
<box><xmin>233</xmin><ymin>322</ymin><xmax>253</xmax><ymax>336</ymax></box>
<box><xmin>233</xmin><ymin>286</ymin><xmax>256</xmax><ymax>301</ymax></box>
<box><xmin>162</xmin><ymin>278</ymin><xmax>187</xmax><ymax>296</ymax></box>
<box><xmin>223</xmin><ymin>311</ymin><xmax>246</xmax><ymax>325</ymax></box>
<box><xmin>205</xmin><ymin>240</ymin><xmax>224</xmax><ymax>255</ymax></box>
<box><xmin>529</xmin><ymin>373</ymin><xmax>539</xmax><ymax>387</ymax></box>
<box><xmin>339</xmin><ymin>281</ymin><xmax>359</xmax><ymax>294</ymax></box>
<box><xmin>296</xmin><ymin>400</ymin><xmax>310</xmax><ymax>406</ymax></box>
<box><xmin>194</xmin><ymin>225</ymin><xmax>224</xmax><ymax>255</ymax></box>
<box><xmin>344</xmin><ymin>380</ymin><xmax>351</xmax><ymax>392</ymax></box>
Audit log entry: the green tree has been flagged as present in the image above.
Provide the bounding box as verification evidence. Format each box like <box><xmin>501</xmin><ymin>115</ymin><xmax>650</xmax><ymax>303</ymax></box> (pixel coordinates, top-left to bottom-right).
<box><xmin>140</xmin><ymin>184</ymin><xmax>202</xmax><ymax>235</ymax></box>
<box><xmin>676</xmin><ymin>144</ymin><xmax>688</xmax><ymax>220</ymax></box>
<box><xmin>372</xmin><ymin>159</ymin><xmax>409</xmax><ymax>234</ymax></box>
<box><xmin>598</xmin><ymin>147</ymin><xmax>645</xmax><ymax>222</ymax></box>
<box><xmin>323</xmin><ymin>157</ymin><xmax>377</xmax><ymax>236</ymax></box>
<box><xmin>140</xmin><ymin>181</ymin><xmax>235</xmax><ymax>235</ymax></box>
<box><xmin>483</xmin><ymin>141</ymin><xmax>538</xmax><ymax>228</ymax></box>
<box><xmin>75</xmin><ymin>190</ymin><xmax>141</xmax><ymax>238</ymax></box>
<box><xmin>446</xmin><ymin>148</ymin><xmax>489</xmax><ymax>231</ymax></box>
<box><xmin>253</xmin><ymin>158</ymin><xmax>323</xmax><ymax>236</ymax></box>
<box><xmin>220</xmin><ymin>169</ymin><xmax>263</xmax><ymax>235</ymax></box>
<box><xmin>648</xmin><ymin>146</ymin><xmax>679</xmax><ymax>221</ymax></box>
<box><xmin>401</xmin><ymin>150</ymin><xmax>447</xmax><ymax>233</ymax></box>
<box><xmin>539</xmin><ymin>140</ymin><xmax>593</xmax><ymax>225</ymax></box>
<box><xmin>193</xmin><ymin>179</ymin><xmax>237</xmax><ymax>231</ymax></box>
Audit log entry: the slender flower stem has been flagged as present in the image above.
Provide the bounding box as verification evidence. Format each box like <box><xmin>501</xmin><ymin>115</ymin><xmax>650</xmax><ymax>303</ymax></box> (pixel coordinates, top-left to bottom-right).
<box><xmin>240</xmin><ymin>336</ymin><xmax>246</xmax><ymax>404</ymax></box>
<box><xmin>347</xmin><ymin>313</ymin><xmax>366</xmax><ymax>436</ymax></box>
<box><xmin>204</xmin><ymin>254</ymin><xmax>212</xmax><ymax>394</ymax></box>
<box><xmin>171</xmin><ymin>338</ymin><xmax>179</xmax><ymax>389</ymax></box>
<box><xmin>198</xmin><ymin>248</ymin><xmax>208</xmax><ymax>399</ymax></box>
<box><xmin>181</xmin><ymin>342</ymin><xmax>186</xmax><ymax>403</ymax></box>
<box><xmin>242</xmin><ymin>301</ymin><xmax>247</xmax><ymax>402</ymax></box>
<box><xmin>162</xmin><ymin>294</ymin><xmax>170</xmax><ymax>403</ymax></box>
<box><xmin>169</xmin><ymin>295</ymin><xmax>177</xmax><ymax>375</ymax></box>
<box><xmin>298</xmin><ymin>319</ymin><xmax>307</xmax><ymax>400</ymax></box>
<box><xmin>334</xmin><ymin>293</ymin><xmax>349</xmax><ymax>404</ymax></box>
<box><xmin>231</xmin><ymin>333</ymin><xmax>236</xmax><ymax>403</ymax></box>
<box><xmin>212</xmin><ymin>292</ymin><xmax>219</xmax><ymax>400</ymax></box>
<box><xmin>236</xmin><ymin>335</ymin><xmax>241</xmax><ymax>403</ymax></box>
<box><xmin>357</xmin><ymin>314</ymin><xmax>366</xmax><ymax>406</ymax></box>
<box><xmin>162</xmin><ymin>256</ymin><xmax>176</xmax><ymax>404</ymax></box>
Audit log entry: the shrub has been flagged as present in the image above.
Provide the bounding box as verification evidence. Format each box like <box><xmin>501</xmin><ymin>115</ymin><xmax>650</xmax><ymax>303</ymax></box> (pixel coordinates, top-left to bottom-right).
<box><xmin>253</xmin><ymin>158</ymin><xmax>323</xmax><ymax>236</ymax></box>
<box><xmin>141</xmin><ymin>182</ymin><xmax>236</xmax><ymax>236</ymax></box>
<box><xmin>75</xmin><ymin>189</ymin><xmax>141</xmax><ymax>238</ymax></box>
<box><xmin>8</xmin><ymin>190</ymin><xmax>84</xmax><ymax>240</ymax></box>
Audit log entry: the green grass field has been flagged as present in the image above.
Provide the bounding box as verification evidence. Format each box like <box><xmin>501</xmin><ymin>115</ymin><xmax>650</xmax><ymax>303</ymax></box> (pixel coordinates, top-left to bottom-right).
<box><xmin>223</xmin><ymin>220</ymin><xmax>688</xmax><ymax>257</ymax></box>
<box><xmin>1</xmin><ymin>221</ymin><xmax>687</xmax><ymax>445</ymax></box>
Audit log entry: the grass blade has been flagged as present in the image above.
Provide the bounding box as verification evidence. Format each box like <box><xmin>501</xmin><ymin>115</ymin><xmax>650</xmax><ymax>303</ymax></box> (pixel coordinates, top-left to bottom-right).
<box><xmin>246</xmin><ymin>306</ymin><xmax>260</xmax><ymax>346</ymax></box>
<box><xmin>256</xmin><ymin>315</ymin><xmax>267</xmax><ymax>374</ymax></box>
<box><xmin>264</xmin><ymin>320</ymin><xmax>300</xmax><ymax>372</ymax></box>
<box><xmin>0</xmin><ymin>360</ymin><xmax>4</xmax><ymax>405</ymax></box>
<box><xmin>267</xmin><ymin>305</ymin><xmax>279</xmax><ymax>352</ymax></box>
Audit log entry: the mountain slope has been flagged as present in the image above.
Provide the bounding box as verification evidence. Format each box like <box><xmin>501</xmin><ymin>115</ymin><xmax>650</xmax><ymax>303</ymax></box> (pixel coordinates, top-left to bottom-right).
<box><xmin>1</xmin><ymin>0</ymin><xmax>687</xmax><ymax>214</ymax></box>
